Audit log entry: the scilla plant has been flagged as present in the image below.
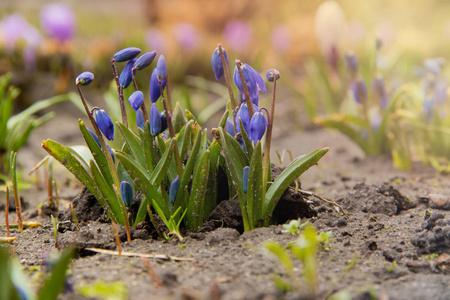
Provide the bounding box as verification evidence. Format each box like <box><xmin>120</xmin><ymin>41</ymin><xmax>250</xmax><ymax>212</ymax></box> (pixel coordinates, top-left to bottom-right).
<box><xmin>43</xmin><ymin>45</ymin><xmax>328</xmax><ymax>239</ymax></box>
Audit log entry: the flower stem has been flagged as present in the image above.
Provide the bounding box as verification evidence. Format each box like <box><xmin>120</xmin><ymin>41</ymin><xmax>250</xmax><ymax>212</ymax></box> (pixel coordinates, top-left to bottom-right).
<box><xmin>218</xmin><ymin>44</ymin><xmax>237</xmax><ymax>115</ymax></box>
<box><xmin>262</xmin><ymin>78</ymin><xmax>277</xmax><ymax>191</ymax></box>
<box><xmin>111</xmin><ymin>60</ymin><xmax>128</xmax><ymax>127</ymax></box>
<box><xmin>236</xmin><ymin>60</ymin><xmax>254</xmax><ymax>118</ymax></box>
<box><xmin>5</xmin><ymin>186</ymin><xmax>10</xmax><ymax>237</ymax></box>
<box><xmin>165</xmin><ymin>73</ymin><xmax>173</xmax><ymax>114</ymax></box>
<box><xmin>132</xmin><ymin>70</ymin><xmax>150</xmax><ymax>124</ymax></box>
<box><xmin>76</xmin><ymin>85</ymin><xmax>131</xmax><ymax>242</ymax></box>
<box><xmin>158</xmin><ymin>80</ymin><xmax>183</xmax><ymax>177</ymax></box>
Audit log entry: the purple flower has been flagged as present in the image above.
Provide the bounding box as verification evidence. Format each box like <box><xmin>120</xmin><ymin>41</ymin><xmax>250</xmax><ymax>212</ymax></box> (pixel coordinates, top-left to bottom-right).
<box><xmin>75</xmin><ymin>71</ymin><xmax>94</xmax><ymax>86</ymax></box>
<box><xmin>266</xmin><ymin>69</ymin><xmax>280</xmax><ymax>82</ymax></box>
<box><xmin>223</xmin><ymin>20</ymin><xmax>253</xmax><ymax>53</ymax></box>
<box><xmin>94</xmin><ymin>109</ymin><xmax>114</xmax><ymax>141</ymax></box>
<box><xmin>113</xmin><ymin>47</ymin><xmax>141</xmax><ymax>63</ymax></box>
<box><xmin>344</xmin><ymin>51</ymin><xmax>358</xmax><ymax>77</ymax></box>
<box><xmin>169</xmin><ymin>176</ymin><xmax>180</xmax><ymax>204</ymax></box>
<box><xmin>149</xmin><ymin>103</ymin><xmax>162</xmax><ymax>136</ymax></box>
<box><xmin>156</xmin><ymin>55</ymin><xmax>167</xmax><ymax>80</ymax></box>
<box><xmin>271</xmin><ymin>25</ymin><xmax>291</xmax><ymax>53</ymax></box>
<box><xmin>120</xmin><ymin>181</ymin><xmax>133</xmax><ymax>207</ymax></box>
<box><xmin>233</xmin><ymin>63</ymin><xmax>266</xmax><ymax>106</ymax></box>
<box><xmin>133</xmin><ymin>51</ymin><xmax>157</xmax><ymax>71</ymax></box>
<box><xmin>174</xmin><ymin>22</ymin><xmax>200</xmax><ymax>50</ymax></box>
<box><xmin>150</xmin><ymin>68</ymin><xmax>166</xmax><ymax>103</ymax></box>
<box><xmin>0</xmin><ymin>13</ymin><xmax>42</xmax><ymax>53</ymax></box>
<box><xmin>249</xmin><ymin>110</ymin><xmax>268</xmax><ymax>143</ymax></box>
<box><xmin>235</xmin><ymin>103</ymin><xmax>258</xmax><ymax>134</ymax></box>
<box><xmin>136</xmin><ymin>109</ymin><xmax>145</xmax><ymax>129</ymax></box>
<box><xmin>145</xmin><ymin>28</ymin><xmax>166</xmax><ymax>53</ymax></box>
<box><xmin>225</xmin><ymin>117</ymin><xmax>235</xmax><ymax>136</ymax></box>
<box><xmin>40</xmin><ymin>3</ymin><xmax>76</xmax><ymax>42</ymax></box>
<box><xmin>211</xmin><ymin>46</ymin><xmax>228</xmax><ymax>80</ymax></box>
<box><xmin>119</xmin><ymin>59</ymin><xmax>137</xmax><ymax>89</ymax></box>
<box><xmin>351</xmin><ymin>79</ymin><xmax>367</xmax><ymax>104</ymax></box>
<box><xmin>128</xmin><ymin>91</ymin><xmax>144</xmax><ymax>111</ymax></box>
<box><xmin>243</xmin><ymin>166</ymin><xmax>249</xmax><ymax>194</ymax></box>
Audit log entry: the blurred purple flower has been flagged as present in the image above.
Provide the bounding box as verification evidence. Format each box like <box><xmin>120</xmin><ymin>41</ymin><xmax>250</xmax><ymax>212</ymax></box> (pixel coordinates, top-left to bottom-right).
<box><xmin>271</xmin><ymin>25</ymin><xmax>291</xmax><ymax>54</ymax></box>
<box><xmin>174</xmin><ymin>22</ymin><xmax>200</xmax><ymax>50</ymax></box>
<box><xmin>223</xmin><ymin>20</ymin><xmax>253</xmax><ymax>53</ymax></box>
<box><xmin>0</xmin><ymin>13</ymin><xmax>42</xmax><ymax>50</ymax></box>
<box><xmin>40</xmin><ymin>3</ymin><xmax>76</xmax><ymax>42</ymax></box>
<box><xmin>145</xmin><ymin>28</ymin><xmax>166</xmax><ymax>54</ymax></box>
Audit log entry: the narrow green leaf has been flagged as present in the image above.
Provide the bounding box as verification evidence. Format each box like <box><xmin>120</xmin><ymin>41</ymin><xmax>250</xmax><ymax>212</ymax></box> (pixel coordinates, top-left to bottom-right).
<box><xmin>238</xmin><ymin>118</ymin><xmax>253</xmax><ymax>158</ymax></box>
<box><xmin>150</xmin><ymin>140</ymin><xmax>175</xmax><ymax>187</ymax></box>
<box><xmin>141</xmin><ymin>122</ymin><xmax>156</xmax><ymax>172</ymax></box>
<box><xmin>247</xmin><ymin>141</ymin><xmax>263</xmax><ymax>228</ymax></box>
<box><xmin>134</xmin><ymin>195</ymin><xmax>149</xmax><ymax>226</ymax></box>
<box><xmin>203</xmin><ymin>142</ymin><xmax>222</xmax><ymax>217</ymax></box>
<box><xmin>117</xmin><ymin>123</ymin><xmax>145</xmax><ymax>167</ymax></box>
<box><xmin>218</xmin><ymin>105</ymin><xmax>230</xmax><ymax>129</ymax></box>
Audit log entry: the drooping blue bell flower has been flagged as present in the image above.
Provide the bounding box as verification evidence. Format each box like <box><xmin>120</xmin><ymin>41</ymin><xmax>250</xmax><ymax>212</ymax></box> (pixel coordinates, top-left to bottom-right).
<box><xmin>120</xmin><ymin>181</ymin><xmax>134</xmax><ymax>207</ymax></box>
<box><xmin>169</xmin><ymin>175</ymin><xmax>180</xmax><ymax>204</ymax></box>
<box><xmin>225</xmin><ymin>117</ymin><xmax>235</xmax><ymax>136</ymax></box>
<box><xmin>94</xmin><ymin>109</ymin><xmax>114</xmax><ymax>141</ymax></box>
<box><xmin>233</xmin><ymin>63</ymin><xmax>266</xmax><ymax>106</ymax></box>
<box><xmin>128</xmin><ymin>91</ymin><xmax>144</xmax><ymax>111</ymax></box>
<box><xmin>133</xmin><ymin>51</ymin><xmax>157</xmax><ymax>71</ymax></box>
<box><xmin>149</xmin><ymin>103</ymin><xmax>162</xmax><ymax>135</ymax></box>
<box><xmin>113</xmin><ymin>47</ymin><xmax>141</xmax><ymax>63</ymax></box>
<box><xmin>235</xmin><ymin>103</ymin><xmax>258</xmax><ymax>134</ymax></box>
<box><xmin>266</xmin><ymin>69</ymin><xmax>280</xmax><ymax>82</ymax></box>
<box><xmin>243</xmin><ymin>166</ymin><xmax>249</xmax><ymax>193</ymax></box>
<box><xmin>249</xmin><ymin>109</ymin><xmax>268</xmax><ymax>143</ymax></box>
<box><xmin>211</xmin><ymin>46</ymin><xmax>228</xmax><ymax>80</ymax></box>
<box><xmin>136</xmin><ymin>108</ymin><xmax>145</xmax><ymax>130</ymax></box>
<box><xmin>156</xmin><ymin>55</ymin><xmax>167</xmax><ymax>80</ymax></box>
<box><xmin>160</xmin><ymin>111</ymin><xmax>168</xmax><ymax>133</ymax></box>
<box><xmin>119</xmin><ymin>58</ymin><xmax>137</xmax><ymax>89</ymax></box>
<box><xmin>351</xmin><ymin>79</ymin><xmax>367</xmax><ymax>104</ymax></box>
<box><xmin>150</xmin><ymin>68</ymin><xmax>166</xmax><ymax>103</ymax></box>
<box><xmin>75</xmin><ymin>71</ymin><xmax>94</xmax><ymax>86</ymax></box>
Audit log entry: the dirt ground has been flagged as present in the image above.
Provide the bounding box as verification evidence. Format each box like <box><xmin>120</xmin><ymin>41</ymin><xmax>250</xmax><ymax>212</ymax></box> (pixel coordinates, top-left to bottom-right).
<box><xmin>1</xmin><ymin>109</ymin><xmax>450</xmax><ymax>300</ymax></box>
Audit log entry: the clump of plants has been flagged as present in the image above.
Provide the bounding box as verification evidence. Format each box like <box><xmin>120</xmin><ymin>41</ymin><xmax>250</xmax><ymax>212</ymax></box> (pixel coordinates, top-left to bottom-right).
<box><xmin>42</xmin><ymin>44</ymin><xmax>329</xmax><ymax>240</ymax></box>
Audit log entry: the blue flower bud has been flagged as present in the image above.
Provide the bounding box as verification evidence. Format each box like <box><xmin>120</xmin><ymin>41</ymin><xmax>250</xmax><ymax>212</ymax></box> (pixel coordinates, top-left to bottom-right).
<box><xmin>128</xmin><ymin>91</ymin><xmax>144</xmax><ymax>111</ymax></box>
<box><xmin>149</xmin><ymin>103</ymin><xmax>162</xmax><ymax>135</ymax></box>
<box><xmin>94</xmin><ymin>109</ymin><xmax>114</xmax><ymax>141</ymax></box>
<box><xmin>243</xmin><ymin>166</ymin><xmax>249</xmax><ymax>193</ymax></box>
<box><xmin>87</xmin><ymin>128</ymin><xmax>101</xmax><ymax>148</ymax></box>
<box><xmin>235</xmin><ymin>103</ymin><xmax>258</xmax><ymax>134</ymax></box>
<box><xmin>156</xmin><ymin>55</ymin><xmax>167</xmax><ymax>80</ymax></box>
<box><xmin>119</xmin><ymin>59</ymin><xmax>137</xmax><ymax>89</ymax></box>
<box><xmin>344</xmin><ymin>51</ymin><xmax>358</xmax><ymax>76</ymax></box>
<box><xmin>160</xmin><ymin>111</ymin><xmax>168</xmax><ymax>133</ymax></box>
<box><xmin>120</xmin><ymin>181</ymin><xmax>133</xmax><ymax>207</ymax></box>
<box><xmin>169</xmin><ymin>175</ymin><xmax>180</xmax><ymax>204</ymax></box>
<box><xmin>106</xmin><ymin>144</ymin><xmax>115</xmax><ymax>163</ymax></box>
<box><xmin>266</xmin><ymin>69</ymin><xmax>280</xmax><ymax>82</ymax></box>
<box><xmin>113</xmin><ymin>47</ymin><xmax>141</xmax><ymax>63</ymax></box>
<box><xmin>351</xmin><ymin>79</ymin><xmax>367</xmax><ymax>104</ymax></box>
<box><xmin>211</xmin><ymin>47</ymin><xmax>228</xmax><ymax>80</ymax></box>
<box><xmin>225</xmin><ymin>117</ymin><xmax>235</xmax><ymax>136</ymax></box>
<box><xmin>249</xmin><ymin>110</ymin><xmax>268</xmax><ymax>143</ymax></box>
<box><xmin>75</xmin><ymin>71</ymin><xmax>94</xmax><ymax>86</ymax></box>
<box><xmin>150</xmin><ymin>68</ymin><xmax>166</xmax><ymax>103</ymax></box>
<box><xmin>233</xmin><ymin>63</ymin><xmax>266</xmax><ymax>106</ymax></box>
<box><xmin>133</xmin><ymin>51</ymin><xmax>157</xmax><ymax>71</ymax></box>
<box><xmin>136</xmin><ymin>108</ymin><xmax>145</xmax><ymax>129</ymax></box>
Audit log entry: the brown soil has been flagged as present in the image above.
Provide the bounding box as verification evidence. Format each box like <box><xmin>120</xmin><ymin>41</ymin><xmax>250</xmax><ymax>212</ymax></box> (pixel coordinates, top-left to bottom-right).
<box><xmin>1</xmin><ymin>114</ymin><xmax>450</xmax><ymax>300</ymax></box>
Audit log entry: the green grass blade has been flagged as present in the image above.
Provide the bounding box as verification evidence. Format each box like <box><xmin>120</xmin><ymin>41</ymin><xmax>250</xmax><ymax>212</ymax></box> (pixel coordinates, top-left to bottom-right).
<box><xmin>247</xmin><ymin>141</ymin><xmax>263</xmax><ymax>228</ymax></box>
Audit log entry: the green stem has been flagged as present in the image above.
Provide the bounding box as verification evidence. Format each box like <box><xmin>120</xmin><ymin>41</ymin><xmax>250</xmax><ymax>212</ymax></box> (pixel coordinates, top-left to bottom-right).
<box><xmin>262</xmin><ymin>79</ymin><xmax>277</xmax><ymax>195</ymax></box>
<box><xmin>132</xmin><ymin>70</ymin><xmax>150</xmax><ymax>124</ymax></box>
<box><xmin>10</xmin><ymin>152</ymin><xmax>22</xmax><ymax>233</ymax></box>
<box><xmin>218</xmin><ymin>44</ymin><xmax>237</xmax><ymax>116</ymax></box>
<box><xmin>111</xmin><ymin>61</ymin><xmax>128</xmax><ymax>127</ymax></box>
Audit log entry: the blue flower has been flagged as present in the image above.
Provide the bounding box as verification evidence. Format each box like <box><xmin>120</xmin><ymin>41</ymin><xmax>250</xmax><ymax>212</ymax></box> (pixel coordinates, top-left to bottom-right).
<box><xmin>136</xmin><ymin>108</ymin><xmax>145</xmax><ymax>129</ymax></box>
<box><xmin>235</xmin><ymin>103</ymin><xmax>258</xmax><ymax>134</ymax></box>
<box><xmin>87</xmin><ymin>128</ymin><xmax>115</xmax><ymax>162</ymax></box>
<box><xmin>233</xmin><ymin>63</ymin><xmax>266</xmax><ymax>105</ymax></box>
<box><xmin>225</xmin><ymin>117</ymin><xmax>235</xmax><ymax>136</ymax></box>
<box><xmin>266</xmin><ymin>69</ymin><xmax>280</xmax><ymax>82</ymax></box>
<box><xmin>150</xmin><ymin>68</ymin><xmax>166</xmax><ymax>103</ymax></box>
<box><xmin>351</xmin><ymin>79</ymin><xmax>367</xmax><ymax>104</ymax></box>
<box><xmin>133</xmin><ymin>51</ymin><xmax>157</xmax><ymax>71</ymax></box>
<box><xmin>119</xmin><ymin>59</ymin><xmax>137</xmax><ymax>89</ymax></box>
<box><xmin>128</xmin><ymin>91</ymin><xmax>144</xmax><ymax>111</ymax></box>
<box><xmin>211</xmin><ymin>46</ymin><xmax>228</xmax><ymax>80</ymax></box>
<box><xmin>113</xmin><ymin>47</ymin><xmax>141</xmax><ymax>63</ymax></box>
<box><xmin>249</xmin><ymin>110</ymin><xmax>268</xmax><ymax>143</ymax></box>
<box><xmin>120</xmin><ymin>181</ymin><xmax>134</xmax><ymax>207</ymax></box>
<box><xmin>169</xmin><ymin>176</ymin><xmax>180</xmax><ymax>204</ymax></box>
<box><xmin>149</xmin><ymin>103</ymin><xmax>162</xmax><ymax>135</ymax></box>
<box><xmin>243</xmin><ymin>166</ymin><xmax>249</xmax><ymax>193</ymax></box>
<box><xmin>75</xmin><ymin>71</ymin><xmax>94</xmax><ymax>86</ymax></box>
<box><xmin>344</xmin><ymin>51</ymin><xmax>358</xmax><ymax>76</ymax></box>
<box><xmin>156</xmin><ymin>55</ymin><xmax>167</xmax><ymax>80</ymax></box>
<box><xmin>94</xmin><ymin>109</ymin><xmax>114</xmax><ymax>141</ymax></box>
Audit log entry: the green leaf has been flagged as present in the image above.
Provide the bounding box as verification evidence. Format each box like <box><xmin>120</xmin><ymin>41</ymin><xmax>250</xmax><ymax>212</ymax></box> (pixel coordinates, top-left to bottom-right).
<box><xmin>67</xmin><ymin>146</ymin><xmax>95</xmax><ymax>169</ymax></box>
<box><xmin>265</xmin><ymin>241</ymin><xmax>293</xmax><ymax>275</ymax></box>
<box><xmin>117</xmin><ymin>123</ymin><xmax>145</xmax><ymax>167</ymax></box>
<box><xmin>203</xmin><ymin>141</ymin><xmax>222</xmax><ymax>217</ymax></box>
<box><xmin>263</xmin><ymin>147</ymin><xmax>329</xmax><ymax>224</ymax></box>
<box><xmin>217</xmin><ymin>105</ymin><xmax>230</xmax><ymax>129</ymax></box>
<box><xmin>238</xmin><ymin>118</ymin><xmax>253</xmax><ymax>158</ymax></box>
<box><xmin>172</xmin><ymin>102</ymin><xmax>187</xmax><ymax>133</ymax></box>
<box><xmin>178</xmin><ymin>120</ymin><xmax>194</xmax><ymax>161</ymax></box>
<box><xmin>247</xmin><ymin>141</ymin><xmax>263</xmax><ymax>228</ymax></box>
<box><xmin>38</xmin><ymin>248</ymin><xmax>75</xmax><ymax>300</ymax></box>
<box><xmin>134</xmin><ymin>195</ymin><xmax>149</xmax><ymax>226</ymax></box>
<box><xmin>150</xmin><ymin>140</ymin><xmax>175</xmax><ymax>187</ymax></box>
<box><xmin>186</xmin><ymin>150</ymin><xmax>210</xmax><ymax>231</ymax></box>
<box><xmin>140</xmin><ymin>122</ymin><xmax>156</xmax><ymax>172</ymax></box>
